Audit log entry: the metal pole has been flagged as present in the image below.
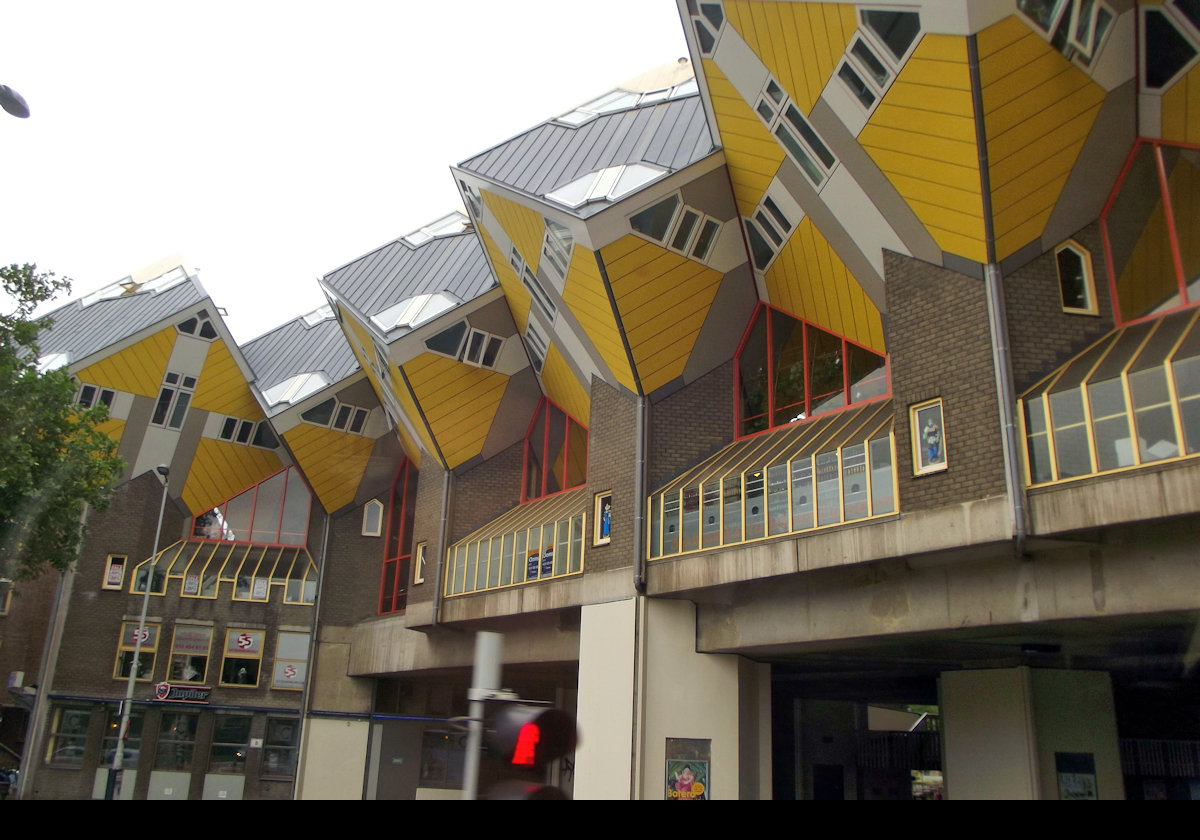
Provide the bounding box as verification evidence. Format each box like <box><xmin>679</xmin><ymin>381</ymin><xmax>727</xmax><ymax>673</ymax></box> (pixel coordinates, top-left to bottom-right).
<box><xmin>463</xmin><ymin>631</ymin><xmax>503</xmax><ymax>800</ymax></box>
<box><xmin>104</xmin><ymin>465</ymin><xmax>170</xmax><ymax>800</ymax></box>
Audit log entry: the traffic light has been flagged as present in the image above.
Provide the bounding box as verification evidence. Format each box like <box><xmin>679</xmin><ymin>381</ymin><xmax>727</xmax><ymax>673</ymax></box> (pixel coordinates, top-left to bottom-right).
<box><xmin>480</xmin><ymin>700</ymin><xmax>577</xmax><ymax>800</ymax></box>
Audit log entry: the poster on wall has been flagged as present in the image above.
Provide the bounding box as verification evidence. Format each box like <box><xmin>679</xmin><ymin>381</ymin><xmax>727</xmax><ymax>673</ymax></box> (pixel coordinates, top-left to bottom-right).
<box><xmin>910</xmin><ymin>397</ymin><xmax>948</xmax><ymax>475</ymax></box>
<box><xmin>665</xmin><ymin>737</ymin><xmax>711</xmax><ymax>800</ymax></box>
<box><xmin>1055</xmin><ymin>752</ymin><xmax>1098</xmax><ymax>800</ymax></box>
<box><xmin>666</xmin><ymin>759</ymin><xmax>709</xmax><ymax>800</ymax></box>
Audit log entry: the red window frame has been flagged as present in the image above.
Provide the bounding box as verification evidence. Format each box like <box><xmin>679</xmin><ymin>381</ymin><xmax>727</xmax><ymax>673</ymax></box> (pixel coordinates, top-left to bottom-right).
<box><xmin>733</xmin><ymin>303</ymin><xmax>890</xmax><ymax>439</ymax></box>
<box><xmin>189</xmin><ymin>465</ymin><xmax>311</xmax><ymax>546</ymax></box>
<box><xmin>521</xmin><ymin>397</ymin><xmax>588</xmax><ymax>503</ymax></box>
<box><xmin>379</xmin><ymin>459</ymin><xmax>417</xmax><ymax>614</ymax></box>
<box><xmin>1101</xmin><ymin>137</ymin><xmax>1200</xmax><ymax>326</ymax></box>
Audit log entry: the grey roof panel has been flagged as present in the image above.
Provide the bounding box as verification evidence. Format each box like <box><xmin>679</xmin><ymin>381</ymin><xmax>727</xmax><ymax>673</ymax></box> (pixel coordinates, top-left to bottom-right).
<box><xmin>323</xmin><ymin>232</ymin><xmax>495</xmax><ymax>322</ymax></box>
<box><xmin>241</xmin><ymin>316</ymin><xmax>360</xmax><ymax>393</ymax></box>
<box><xmin>37</xmin><ymin>276</ymin><xmax>208</xmax><ymax>365</ymax></box>
<box><xmin>459</xmin><ymin>94</ymin><xmax>712</xmax><ymax>208</ymax></box>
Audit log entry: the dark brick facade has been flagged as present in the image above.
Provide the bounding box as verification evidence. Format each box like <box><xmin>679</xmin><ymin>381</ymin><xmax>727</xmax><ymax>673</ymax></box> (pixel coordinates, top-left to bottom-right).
<box><xmin>885</xmin><ymin>251</ymin><xmax>1007</xmax><ymax>512</ymax></box>
<box><xmin>583</xmin><ymin>377</ymin><xmax>637</xmax><ymax>573</ymax></box>
<box><xmin>33</xmin><ymin>470</ymin><xmax>313</xmax><ymax>800</ymax></box>
<box><xmin>448</xmin><ymin>439</ymin><xmax>525</xmax><ymax>543</ymax></box>
<box><xmin>647</xmin><ymin>360</ymin><xmax>736</xmax><ymax>492</ymax></box>
<box><xmin>320</xmin><ymin>506</ymin><xmax>385</xmax><ymax>623</ymax></box>
<box><xmin>1003</xmin><ymin>222</ymin><xmax>1116</xmax><ymax>393</ymax></box>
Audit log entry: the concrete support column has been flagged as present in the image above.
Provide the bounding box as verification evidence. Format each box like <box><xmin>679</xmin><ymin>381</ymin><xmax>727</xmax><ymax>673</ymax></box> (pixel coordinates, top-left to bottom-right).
<box><xmin>941</xmin><ymin>667</ymin><xmax>1123</xmax><ymax>800</ymax></box>
<box><xmin>574</xmin><ymin>598</ymin><xmax>638</xmax><ymax>799</ymax></box>
<box><xmin>574</xmin><ymin>597</ymin><xmax>771</xmax><ymax>800</ymax></box>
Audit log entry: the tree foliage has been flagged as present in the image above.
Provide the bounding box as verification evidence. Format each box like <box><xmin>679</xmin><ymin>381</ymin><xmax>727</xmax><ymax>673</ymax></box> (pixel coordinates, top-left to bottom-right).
<box><xmin>0</xmin><ymin>263</ymin><xmax>124</xmax><ymax>581</ymax></box>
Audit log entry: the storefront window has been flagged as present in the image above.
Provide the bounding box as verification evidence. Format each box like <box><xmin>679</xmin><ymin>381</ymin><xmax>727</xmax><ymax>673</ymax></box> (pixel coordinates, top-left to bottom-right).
<box><xmin>155</xmin><ymin>712</ymin><xmax>199</xmax><ymax>771</ymax></box>
<box><xmin>209</xmin><ymin>714</ymin><xmax>251</xmax><ymax>774</ymax></box>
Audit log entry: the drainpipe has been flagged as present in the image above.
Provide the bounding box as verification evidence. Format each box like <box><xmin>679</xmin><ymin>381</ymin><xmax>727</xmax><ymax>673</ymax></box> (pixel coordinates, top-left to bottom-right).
<box><xmin>970</xmin><ymin>35</ymin><xmax>1029</xmax><ymax>557</ymax></box>
<box><xmin>984</xmin><ymin>265</ymin><xmax>1030</xmax><ymax>556</ymax></box>
<box><xmin>432</xmin><ymin>468</ymin><xmax>453</xmax><ymax>627</ymax></box>
<box><xmin>633</xmin><ymin>395</ymin><xmax>649</xmax><ymax>594</ymax></box>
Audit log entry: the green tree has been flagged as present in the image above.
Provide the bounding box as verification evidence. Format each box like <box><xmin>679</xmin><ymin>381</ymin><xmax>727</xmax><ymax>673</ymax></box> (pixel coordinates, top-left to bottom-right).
<box><xmin>0</xmin><ymin>263</ymin><xmax>124</xmax><ymax>580</ymax></box>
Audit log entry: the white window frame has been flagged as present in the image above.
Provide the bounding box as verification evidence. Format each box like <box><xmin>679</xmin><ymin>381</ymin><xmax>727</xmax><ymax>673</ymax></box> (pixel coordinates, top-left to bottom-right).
<box><xmin>753</xmin><ymin>76</ymin><xmax>837</xmax><ymax>189</ymax></box>
<box><xmin>77</xmin><ymin>383</ymin><xmax>116</xmax><ymax>410</ymax></box>
<box><xmin>362</xmin><ymin>499</ymin><xmax>384</xmax><ymax>537</ymax></box>
<box><xmin>541</xmin><ymin>219</ymin><xmax>574</xmax><ymax>284</ymax></box>
<box><xmin>1055</xmin><ymin>239</ymin><xmax>1100</xmax><ymax>316</ymax></box>
<box><xmin>413</xmin><ymin>541</ymin><xmax>427</xmax><ymax>585</ymax></box>
<box><xmin>525</xmin><ymin>322</ymin><xmax>549</xmax><ymax>373</ymax></box>
<box><xmin>629</xmin><ymin>193</ymin><xmax>722</xmax><ymax>262</ymax></box>
<box><xmin>151</xmin><ymin>371</ymin><xmax>196</xmax><ymax>430</ymax></box>
<box><xmin>512</xmin><ymin>247</ymin><xmax>557</xmax><ymax>323</ymax></box>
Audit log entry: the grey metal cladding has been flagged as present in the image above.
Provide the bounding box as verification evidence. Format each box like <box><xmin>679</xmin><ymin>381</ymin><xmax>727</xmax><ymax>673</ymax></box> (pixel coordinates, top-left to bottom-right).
<box><xmin>322</xmin><ymin>232</ymin><xmax>495</xmax><ymax>319</ymax></box>
<box><xmin>459</xmin><ymin>95</ymin><xmax>712</xmax><ymax>201</ymax></box>
<box><xmin>242</xmin><ymin>317</ymin><xmax>360</xmax><ymax>394</ymax></box>
<box><xmin>37</xmin><ymin>276</ymin><xmax>207</xmax><ymax>363</ymax></box>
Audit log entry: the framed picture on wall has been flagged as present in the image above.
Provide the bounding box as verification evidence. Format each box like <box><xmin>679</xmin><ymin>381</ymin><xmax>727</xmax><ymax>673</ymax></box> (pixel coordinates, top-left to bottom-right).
<box><xmin>910</xmin><ymin>398</ymin><xmax>947</xmax><ymax>476</ymax></box>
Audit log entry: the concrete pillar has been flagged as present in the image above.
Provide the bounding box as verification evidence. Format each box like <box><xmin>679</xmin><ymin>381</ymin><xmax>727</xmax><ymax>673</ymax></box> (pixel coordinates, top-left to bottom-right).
<box><xmin>573</xmin><ymin>598</ymin><xmax>638</xmax><ymax>799</ymax></box>
<box><xmin>941</xmin><ymin>667</ymin><xmax>1123</xmax><ymax>799</ymax></box>
<box><xmin>574</xmin><ymin>597</ymin><xmax>771</xmax><ymax>800</ymax></box>
<box><xmin>639</xmin><ymin>598</ymin><xmax>770</xmax><ymax>800</ymax></box>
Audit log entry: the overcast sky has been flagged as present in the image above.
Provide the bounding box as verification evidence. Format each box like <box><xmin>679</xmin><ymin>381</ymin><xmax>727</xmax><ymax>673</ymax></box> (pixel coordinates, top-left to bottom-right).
<box><xmin>1</xmin><ymin>1</ymin><xmax>690</xmax><ymax>343</ymax></box>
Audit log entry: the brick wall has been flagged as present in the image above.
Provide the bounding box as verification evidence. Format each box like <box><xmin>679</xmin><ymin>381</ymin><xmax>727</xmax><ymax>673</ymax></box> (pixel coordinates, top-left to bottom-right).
<box><xmin>1004</xmin><ymin>222</ymin><xmax>1116</xmax><ymax>393</ymax></box>
<box><xmin>885</xmin><ymin>252</ymin><xmax>1007</xmax><ymax>511</ymax></box>
<box><xmin>320</xmin><ymin>505</ymin><xmax>385</xmax><ymax>623</ymax></box>
<box><xmin>584</xmin><ymin>377</ymin><xmax>637</xmax><ymax>573</ymax></box>
<box><xmin>407</xmin><ymin>463</ymin><xmax>447</xmax><ymax>606</ymax></box>
<box><xmin>449</xmin><ymin>440</ymin><xmax>524</xmax><ymax>543</ymax></box>
<box><xmin>647</xmin><ymin>360</ymin><xmax>736</xmax><ymax>491</ymax></box>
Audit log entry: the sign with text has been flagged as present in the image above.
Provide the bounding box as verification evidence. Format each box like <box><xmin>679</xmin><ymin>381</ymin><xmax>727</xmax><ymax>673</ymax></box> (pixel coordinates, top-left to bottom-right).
<box><xmin>154</xmin><ymin>682</ymin><xmax>212</xmax><ymax>704</ymax></box>
<box><xmin>224</xmin><ymin>629</ymin><xmax>265</xmax><ymax>655</ymax></box>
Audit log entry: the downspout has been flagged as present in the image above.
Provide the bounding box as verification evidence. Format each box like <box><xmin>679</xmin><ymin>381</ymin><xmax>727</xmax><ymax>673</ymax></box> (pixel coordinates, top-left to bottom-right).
<box><xmin>630</xmin><ymin>393</ymin><xmax>649</xmax><ymax>799</ymax></box>
<box><xmin>633</xmin><ymin>395</ymin><xmax>649</xmax><ymax>594</ymax></box>
<box><xmin>293</xmin><ymin>507</ymin><xmax>330</xmax><ymax>801</ymax></box>
<box><xmin>431</xmin><ymin>468</ymin><xmax>453</xmax><ymax>627</ymax></box>
<box><xmin>970</xmin><ymin>35</ymin><xmax>1029</xmax><ymax>557</ymax></box>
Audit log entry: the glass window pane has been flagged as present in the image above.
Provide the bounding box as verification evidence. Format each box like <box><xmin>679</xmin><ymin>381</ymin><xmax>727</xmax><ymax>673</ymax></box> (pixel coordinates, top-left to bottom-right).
<box><xmin>156</xmin><ymin>712</ymin><xmax>199</xmax><ymax>771</ymax></box>
<box><xmin>722</xmin><ymin>476</ymin><xmax>743</xmax><ymax>543</ymax></box>
<box><xmin>251</xmin><ymin>471</ymin><xmax>286</xmax><ymax>543</ymax></box>
<box><xmin>682</xmin><ymin>486</ymin><xmax>700</xmax><ymax>551</ymax></box>
<box><xmin>740</xmin><ymin>310</ymin><xmax>770</xmax><ymax>435</ymax></box>
<box><xmin>702</xmin><ymin>480</ymin><xmax>722</xmax><ymax>547</ymax></box>
<box><xmin>209</xmin><ymin>714</ymin><xmax>251</xmax><ymax>774</ymax></box>
<box><xmin>808</xmin><ymin>326</ymin><xmax>845</xmax><ymax>415</ymax></box>
<box><xmin>772</xmin><ymin>310</ymin><xmax>807</xmax><ymax>426</ymax></box>
<box><xmin>767</xmin><ymin>463</ymin><xmax>790</xmax><ymax>535</ymax></box>
<box><xmin>790</xmin><ymin>457</ymin><xmax>815</xmax><ymax>530</ymax></box>
<box><xmin>841</xmin><ymin>443</ymin><xmax>869</xmax><ymax>521</ymax></box>
<box><xmin>630</xmin><ymin>195</ymin><xmax>681</xmax><ymax>242</ymax></box>
<box><xmin>869</xmin><ymin>436</ymin><xmax>895</xmax><ymax>515</ymax></box>
<box><xmin>815</xmin><ymin>451</ymin><xmax>841</xmax><ymax>526</ymax></box>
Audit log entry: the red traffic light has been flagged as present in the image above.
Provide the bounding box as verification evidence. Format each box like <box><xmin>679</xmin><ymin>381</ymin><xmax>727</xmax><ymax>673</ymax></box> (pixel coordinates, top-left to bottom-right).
<box><xmin>484</xmin><ymin>702</ymin><xmax>576</xmax><ymax>770</ymax></box>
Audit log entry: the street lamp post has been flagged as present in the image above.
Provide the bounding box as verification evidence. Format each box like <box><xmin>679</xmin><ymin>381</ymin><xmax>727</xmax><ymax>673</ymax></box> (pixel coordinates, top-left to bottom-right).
<box><xmin>104</xmin><ymin>465</ymin><xmax>170</xmax><ymax>801</ymax></box>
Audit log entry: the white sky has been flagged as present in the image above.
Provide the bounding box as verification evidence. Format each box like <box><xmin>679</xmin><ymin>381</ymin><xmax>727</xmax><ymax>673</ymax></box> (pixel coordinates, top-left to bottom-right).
<box><xmin>0</xmin><ymin>1</ymin><xmax>690</xmax><ymax>344</ymax></box>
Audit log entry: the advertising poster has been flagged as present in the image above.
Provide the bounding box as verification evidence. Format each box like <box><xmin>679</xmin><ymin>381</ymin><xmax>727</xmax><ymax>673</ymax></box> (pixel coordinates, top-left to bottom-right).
<box><xmin>666</xmin><ymin>759</ymin><xmax>708</xmax><ymax>800</ymax></box>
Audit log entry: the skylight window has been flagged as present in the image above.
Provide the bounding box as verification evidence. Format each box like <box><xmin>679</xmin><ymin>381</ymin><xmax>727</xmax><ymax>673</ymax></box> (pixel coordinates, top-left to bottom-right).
<box><xmin>302</xmin><ymin>304</ymin><xmax>334</xmax><ymax>326</ymax></box>
<box><xmin>545</xmin><ymin>163</ymin><xmax>667</xmax><ymax>209</ymax></box>
<box><xmin>37</xmin><ymin>352</ymin><xmax>70</xmax><ymax>373</ymax></box>
<box><xmin>78</xmin><ymin>266</ymin><xmax>190</xmax><ymax>307</ymax></box>
<box><xmin>370</xmin><ymin>292</ymin><xmax>461</xmax><ymax>332</ymax></box>
<box><xmin>262</xmin><ymin>372</ymin><xmax>332</xmax><ymax>407</ymax></box>
<box><xmin>401</xmin><ymin>212</ymin><xmax>470</xmax><ymax>247</ymax></box>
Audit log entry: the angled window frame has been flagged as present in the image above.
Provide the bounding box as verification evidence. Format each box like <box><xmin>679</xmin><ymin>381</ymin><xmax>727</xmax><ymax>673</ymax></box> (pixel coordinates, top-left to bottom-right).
<box><xmin>1055</xmin><ymin>239</ymin><xmax>1100</xmax><ymax>315</ymax></box>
